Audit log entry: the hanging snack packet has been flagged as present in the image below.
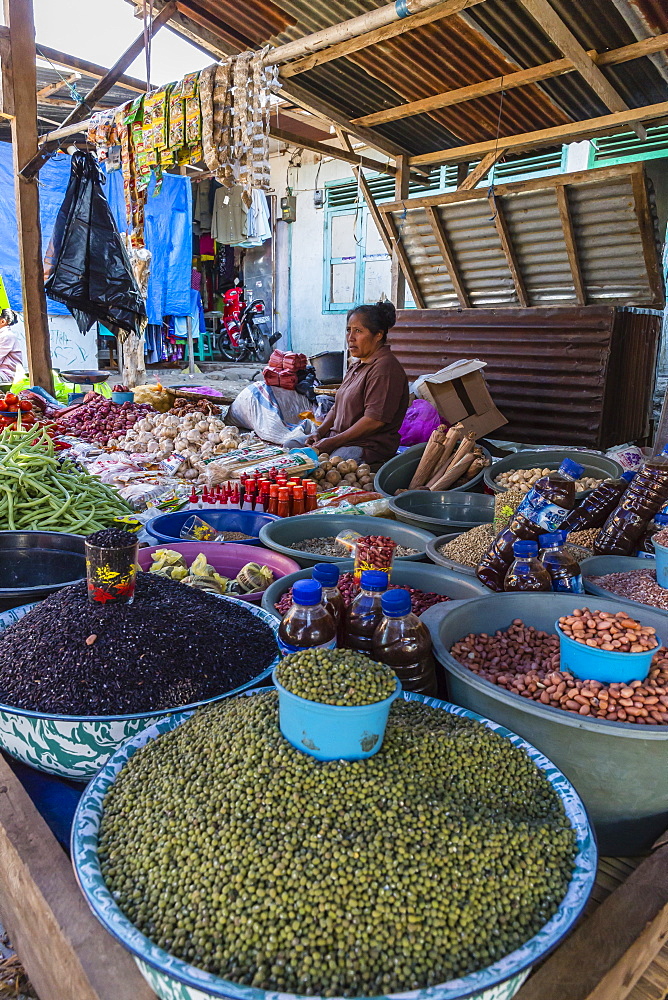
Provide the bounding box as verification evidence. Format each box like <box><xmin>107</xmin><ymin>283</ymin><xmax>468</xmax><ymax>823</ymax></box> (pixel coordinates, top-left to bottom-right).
<box><xmin>168</xmin><ymin>82</ymin><xmax>185</xmax><ymax>150</ymax></box>
<box><xmin>152</xmin><ymin>86</ymin><xmax>170</xmax><ymax>152</ymax></box>
<box><xmin>185</xmin><ymin>73</ymin><xmax>202</xmax><ymax>146</ymax></box>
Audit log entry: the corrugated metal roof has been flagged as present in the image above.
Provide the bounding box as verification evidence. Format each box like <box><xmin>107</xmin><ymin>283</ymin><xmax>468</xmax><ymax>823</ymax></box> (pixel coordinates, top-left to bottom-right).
<box><xmin>382</xmin><ymin>162</ymin><xmax>665</xmax><ymax>308</ymax></box>
<box><xmin>159</xmin><ymin>0</ymin><xmax>668</xmax><ymax>157</ymax></box>
<box><xmin>388</xmin><ymin>306</ymin><xmax>661</xmax><ymax>447</ymax></box>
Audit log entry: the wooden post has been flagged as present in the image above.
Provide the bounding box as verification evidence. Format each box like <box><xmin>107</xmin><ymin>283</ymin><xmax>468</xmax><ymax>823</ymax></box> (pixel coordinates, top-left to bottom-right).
<box><xmin>3</xmin><ymin>0</ymin><xmax>53</xmax><ymax>393</ymax></box>
<box><xmin>391</xmin><ymin>154</ymin><xmax>410</xmax><ymax>309</ymax></box>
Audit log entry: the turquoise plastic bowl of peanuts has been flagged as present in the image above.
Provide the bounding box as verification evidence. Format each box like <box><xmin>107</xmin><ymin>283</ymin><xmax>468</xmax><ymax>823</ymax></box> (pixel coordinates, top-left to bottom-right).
<box><xmin>654</xmin><ymin>540</ymin><xmax>668</xmax><ymax>590</ymax></box>
<box><xmin>556</xmin><ymin>621</ymin><xmax>660</xmax><ymax>684</ymax></box>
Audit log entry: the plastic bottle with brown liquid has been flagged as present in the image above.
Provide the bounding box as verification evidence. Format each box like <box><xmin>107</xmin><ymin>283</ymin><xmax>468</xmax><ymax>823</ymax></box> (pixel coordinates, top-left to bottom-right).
<box><xmin>477</xmin><ymin>458</ymin><xmax>584</xmax><ymax>592</ymax></box>
<box><xmin>504</xmin><ymin>540</ymin><xmax>552</xmax><ymax>592</ymax></box>
<box><xmin>372</xmin><ymin>588</ymin><xmax>437</xmax><ymax>696</ymax></box>
<box><xmin>312</xmin><ymin>563</ymin><xmax>345</xmax><ymax>638</ymax></box>
<box><xmin>278</xmin><ymin>579</ymin><xmax>337</xmax><ymax>655</ymax></box>
<box><xmin>344</xmin><ymin>571</ymin><xmax>388</xmax><ymax>654</ymax></box>
<box><xmin>560</xmin><ymin>470</ymin><xmax>635</xmax><ymax>533</ymax></box>
<box><xmin>594</xmin><ymin>447</ymin><xmax>668</xmax><ymax>556</ymax></box>
<box><xmin>538</xmin><ymin>532</ymin><xmax>584</xmax><ymax>593</ymax></box>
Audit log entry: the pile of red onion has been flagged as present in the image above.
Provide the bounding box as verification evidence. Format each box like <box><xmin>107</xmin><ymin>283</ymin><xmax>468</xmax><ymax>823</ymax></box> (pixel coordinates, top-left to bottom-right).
<box><xmin>275</xmin><ymin>572</ymin><xmax>450</xmax><ymax>616</ymax></box>
<box><xmin>56</xmin><ymin>392</ymin><xmax>153</xmax><ymax>446</ymax></box>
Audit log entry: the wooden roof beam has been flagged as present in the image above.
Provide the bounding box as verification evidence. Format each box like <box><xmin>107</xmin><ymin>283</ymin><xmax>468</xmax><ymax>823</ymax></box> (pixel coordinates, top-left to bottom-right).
<box><xmin>488</xmin><ymin>194</ymin><xmax>529</xmax><ymax>307</ymax></box>
<box><xmin>458</xmin><ymin>148</ymin><xmax>507</xmax><ymax>190</ymax></box>
<box><xmin>353</xmin><ymin>32</ymin><xmax>668</xmax><ymax>128</ymax></box>
<box><xmin>424</xmin><ymin>205</ymin><xmax>470</xmax><ymax>306</ymax></box>
<box><xmin>36</xmin><ymin>73</ymin><xmax>80</xmax><ymax>100</ymax></box>
<box><xmin>270</xmin><ymin>126</ymin><xmax>396</xmax><ymax>176</ymax></box>
<box><xmin>336</xmin><ymin>127</ymin><xmax>394</xmax><ymax>256</ymax></box>
<box><xmin>384</xmin><ymin>213</ymin><xmax>426</xmax><ymax>308</ymax></box>
<box><xmin>555</xmin><ymin>185</ymin><xmax>585</xmax><ymax>305</ymax></box>
<box><xmin>279</xmin><ymin>0</ymin><xmax>488</xmax><ymax>78</ymax></box>
<box><xmin>408</xmin><ymin>100</ymin><xmax>668</xmax><ymax>166</ymax></box>
<box><xmin>518</xmin><ymin>0</ymin><xmax>646</xmax><ymax>139</ymax></box>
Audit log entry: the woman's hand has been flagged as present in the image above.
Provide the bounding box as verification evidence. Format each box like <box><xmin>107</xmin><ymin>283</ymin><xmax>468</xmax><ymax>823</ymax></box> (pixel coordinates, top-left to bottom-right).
<box><xmin>305</xmin><ymin>433</ymin><xmax>320</xmax><ymax>448</ymax></box>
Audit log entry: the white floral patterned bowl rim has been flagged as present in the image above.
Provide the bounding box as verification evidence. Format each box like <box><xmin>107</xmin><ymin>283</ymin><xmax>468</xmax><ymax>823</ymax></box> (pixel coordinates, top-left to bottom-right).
<box><xmin>71</xmin><ymin>690</ymin><xmax>598</xmax><ymax>1000</ymax></box>
<box><xmin>0</xmin><ymin>597</ymin><xmax>279</xmax><ymax>722</ymax></box>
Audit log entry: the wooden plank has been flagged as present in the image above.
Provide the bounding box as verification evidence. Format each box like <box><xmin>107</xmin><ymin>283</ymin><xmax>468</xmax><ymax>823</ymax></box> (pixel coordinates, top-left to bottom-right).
<box><xmin>352</xmin><ymin>33</ymin><xmax>668</xmax><ymax>127</ymax></box>
<box><xmin>0</xmin><ymin>754</ymin><xmax>156</xmax><ymax>1000</ymax></box>
<box><xmin>270</xmin><ymin>126</ymin><xmax>396</xmax><ymax>176</ymax></box>
<box><xmin>0</xmin><ymin>30</ymin><xmax>13</xmax><ymax>118</ymax></box>
<box><xmin>518</xmin><ymin>0</ymin><xmax>646</xmax><ymax>138</ymax></box>
<box><xmin>408</xmin><ymin>102</ymin><xmax>668</xmax><ymax>166</ymax></box>
<box><xmin>3</xmin><ymin>0</ymin><xmax>52</xmax><ymax>392</ymax></box>
<box><xmin>424</xmin><ymin>205</ymin><xmax>470</xmax><ymax>306</ymax></box>
<box><xmin>279</xmin><ymin>0</ymin><xmax>487</xmax><ymax>78</ymax></box>
<box><xmin>458</xmin><ymin>148</ymin><xmax>506</xmax><ymax>191</ymax></box>
<box><xmin>630</xmin><ymin>169</ymin><xmax>665</xmax><ymax>308</ymax></box>
<box><xmin>36</xmin><ymin>72</ymin><xmax>80</xmax><ymax>100</ymax></box>
<box><xmin>380</xmin><ymin>161</ymin><xmax>645</xmax><ymax>215</ymax></box>
<box><xmin>336</xmin><ymin>127</ymin><xmax>394</xmax><ymax>255</ymax></box>
<box><xmin>391</xmin><ymin>154</ymin><xmax>411</xmax><ymax>308</ymax></box>
<box><xmin>515</xmin><ymin>841</ymin><xmax>668</xmax><ymax>1000</ymax></box>
<box><xmin>555</xmin><ymin>185</ymin><xmax>586</xmax><ymax>305</ymax></box>
<box><xmin>34</xmin><ymin>43</ymin><xmax>146</xmax><ymax>92</ymax></box>
<box><xmin>488</xmin><ymin>194</ymin><xmax>529</xmax><ymax>306</ymax></box>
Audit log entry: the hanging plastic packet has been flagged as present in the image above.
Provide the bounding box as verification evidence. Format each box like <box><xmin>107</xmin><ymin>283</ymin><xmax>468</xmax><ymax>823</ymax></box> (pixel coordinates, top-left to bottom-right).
<box><xmin>179</xmin><ymin>514</ymin><xmax>224</xmax><ymax>542</ymax></box>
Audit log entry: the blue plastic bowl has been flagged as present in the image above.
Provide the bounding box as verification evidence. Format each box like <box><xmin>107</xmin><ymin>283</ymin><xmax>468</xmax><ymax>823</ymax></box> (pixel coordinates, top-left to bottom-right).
<box><xmin>654</xmin><ymin>540</ymin><xmax>668</xmax><ymax>590</ymax></box>
<box><xmin>146</xmin><ymin>509</ymin><xmax>279</xmax><ymax>546</ymax></box>
<box><xmin>273</xmin><ymin>669</ymin><xmax>400</xmax><ymax>761</ymax></box>
<box><xmin>112</xmin><ymin>391</ymin><xmax>134</xmax><ymax>404</ymax></box>
<box><xmin>556</xmin><ymin>620</ymin><xmax>660</xmax><ymax>684</ymax></box>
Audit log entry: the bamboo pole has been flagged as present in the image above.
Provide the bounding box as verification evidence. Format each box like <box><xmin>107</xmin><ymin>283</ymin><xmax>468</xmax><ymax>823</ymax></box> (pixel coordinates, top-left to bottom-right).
<box><xmin>263</xmin><ymin>0</ymin><xmax>472</xmax><ymax>68</ymax></box>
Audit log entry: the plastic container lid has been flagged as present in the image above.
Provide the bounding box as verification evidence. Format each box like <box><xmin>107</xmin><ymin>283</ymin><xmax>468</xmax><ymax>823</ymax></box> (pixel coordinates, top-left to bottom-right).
<box><xmin>539</xmin><ymin>533</ymin><xmax>562</xmax><ymax>548</ymax></box>
<box><xmin>621</xmin><ymin>470</ymin><xmax>636</xmax><ymax>482</ymax></box>
<box><xmin>292</xmin><ymin>579</ymin><xmax>323</xmax><ymax>606</ymax></box>
<box><xmin>513</xmin><ymin>540</ymin><xmax>539</xmax><ymax>557</ymax></box>
<box><xmin>381</xmin><ymin>588</ymin><xmax>411</xmax><ymax>617</ymax></box>
<box><xmin>559</xmin><ymin>458</ymin><xmax>585</xmax><ymax>480</ymax></box>
<box><xmin>360</xmin><ymin>570</ymin><xmax>389</xmax><ymax>592</ymax></box>
<box><xmin>312</xmin><ymin>563</ymin><xmax>340</xmax><ymax>587</ymax></box>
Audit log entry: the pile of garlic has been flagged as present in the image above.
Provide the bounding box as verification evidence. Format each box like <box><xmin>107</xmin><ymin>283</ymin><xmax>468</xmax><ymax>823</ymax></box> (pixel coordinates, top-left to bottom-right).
<box><xmin>111</xmin><ymin>411</ymin><xmax>242</xmax><ymax>481</ymax></box>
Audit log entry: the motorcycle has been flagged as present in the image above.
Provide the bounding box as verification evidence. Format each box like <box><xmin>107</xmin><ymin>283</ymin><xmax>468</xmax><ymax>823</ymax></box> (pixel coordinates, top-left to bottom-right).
<box><xmin>217</xmin><ymin>288</ymin><xmax>280</xmax><ymax>363</ymax></box>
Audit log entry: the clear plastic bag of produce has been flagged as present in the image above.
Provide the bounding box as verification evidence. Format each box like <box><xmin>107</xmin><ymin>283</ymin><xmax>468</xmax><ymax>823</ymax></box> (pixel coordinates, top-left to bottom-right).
<box><xmin>44</xmin><ymin>152</ymin><xmax>146</xmax><ymax>339</ymax></box>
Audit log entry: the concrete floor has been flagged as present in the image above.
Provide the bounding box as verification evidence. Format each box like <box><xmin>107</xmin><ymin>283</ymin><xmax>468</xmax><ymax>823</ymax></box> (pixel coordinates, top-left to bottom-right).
<box><xmin>145</xmin><ymin>362</ymin><xmax>261</xmax><ymax>400</ymax></box>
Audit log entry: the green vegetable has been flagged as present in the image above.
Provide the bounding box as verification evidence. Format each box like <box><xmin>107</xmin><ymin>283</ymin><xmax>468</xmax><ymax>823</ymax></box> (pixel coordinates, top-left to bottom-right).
<box><xmin>99</xmin><ymin>694</ymin><xmax>577</xmax><ymax>996</ymax></box>
<box><xmin>276</xmin><ymin>648</ymin><xmax>397</xmax><ymax>705</ymax></box>
<box><xmin>0</xmin><ymin>426</ymin><xmax>131</xmax><ymax>532</ymax></box>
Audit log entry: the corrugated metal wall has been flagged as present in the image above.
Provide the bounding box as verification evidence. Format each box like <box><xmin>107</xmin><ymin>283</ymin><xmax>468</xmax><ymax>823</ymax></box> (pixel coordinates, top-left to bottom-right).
<box><xmin>389</xmin><ymin>306</ymin><xmax>662</xmax><ymax>448</ymax></box>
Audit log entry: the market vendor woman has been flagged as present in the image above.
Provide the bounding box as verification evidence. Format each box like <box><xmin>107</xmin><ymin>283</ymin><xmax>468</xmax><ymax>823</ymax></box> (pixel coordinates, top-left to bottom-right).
<box><xmin>306</xmin><ymin>301</ymin><xmax>408</xmax><ymax>467</ymax></box>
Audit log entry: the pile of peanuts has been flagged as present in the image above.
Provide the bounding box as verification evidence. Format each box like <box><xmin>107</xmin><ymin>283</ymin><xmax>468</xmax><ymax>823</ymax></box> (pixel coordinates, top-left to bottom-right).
<box><xmin>450</xmin><ymin>619</ymin><xmax>668</xmax><ymax>724</ymax></box>
<box><xmin>558</xmin><ymin>608</ymin><xmax>657</xmax><ymax>652</ymax></box>
<box><xmin>494</xmin><ymin>467</ymin><xmax>602</xmax><ymax>494</ymax></box>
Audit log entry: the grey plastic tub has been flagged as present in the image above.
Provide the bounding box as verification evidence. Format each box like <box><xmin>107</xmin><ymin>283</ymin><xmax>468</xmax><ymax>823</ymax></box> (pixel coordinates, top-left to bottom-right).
<box><xmin>261</xmin><ymin>558</ymin><xmax>490</xmax><ymax>618</ymax></box>
<box><xmin>581</xmin><ymin>555</ymin><xmax>668</xmax><ymax>618</ymax></box>
<box><xmin>426</xmin><ymin>532</ymin><xmax>480</xmax><ymax>578</ymax></box>
<box><xmin>258</xmin><ymin>513</ymin><xmax>433</xmax><ymax>568</ymax></box>
<box><xmin>389</xmin><ymin>491</ymin><xmax>494</xmax><ymax>534</ymax></box>
<box><xmin>422</xmin><ymin>592</ymin><xmax>668</xmax><ymax>855</ymax></box>
<box><xmin>484</xmin><ymin>449</ymin><xmax>623</xmax><ymax>496</ymax></box>
<box><xmin>0</xmin><ymin>531</ymin><xmax>86</xmax><ymax>613</ymax></box>
<box><xmin>374</xmin><ymin>442</ymin><xmax>490</xmax><ymax>499</ymax></box>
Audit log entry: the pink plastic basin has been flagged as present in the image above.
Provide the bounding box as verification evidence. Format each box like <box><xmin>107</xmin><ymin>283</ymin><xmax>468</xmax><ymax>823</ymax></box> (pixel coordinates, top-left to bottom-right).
<box><xmin>138</xmin><ymin>542</ymin><xmax>301</xmax><ymax>603</ymax></box>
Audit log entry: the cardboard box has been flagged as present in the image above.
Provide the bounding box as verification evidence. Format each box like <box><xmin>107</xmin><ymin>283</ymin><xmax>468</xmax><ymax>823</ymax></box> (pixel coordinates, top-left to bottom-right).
<box><xmin>414</xmin><ymin>360</ymin><xmax>507</xmax><ymax>439</ymax></box>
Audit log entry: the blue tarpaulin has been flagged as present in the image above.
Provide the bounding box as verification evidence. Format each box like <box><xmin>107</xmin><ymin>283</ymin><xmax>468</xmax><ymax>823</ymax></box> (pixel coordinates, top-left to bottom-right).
<box><xmin>105</xmin><ymin>167</ymin><xmax>192</xmax><ymax>324</ymax></box>
<box><xmin>0</xmin><ymin>141</ymin><xmax>71</xmax><ymax>315</ymax></box>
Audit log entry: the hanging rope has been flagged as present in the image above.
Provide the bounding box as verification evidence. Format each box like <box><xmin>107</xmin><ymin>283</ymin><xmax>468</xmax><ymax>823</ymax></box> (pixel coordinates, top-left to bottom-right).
<box><xmin>36</xmin><ymin>47</ymin><xmax>84</xmax><ymax>106</ymax></box>
<box><xmin>488</xmin><ymin>79</ymin><xmax>506</xmax><ymax>218</ymax></box>
<box><xmin>142</xmin><ymin>0</ymin><xmax>153</xmax><ymax>94</ymax></box>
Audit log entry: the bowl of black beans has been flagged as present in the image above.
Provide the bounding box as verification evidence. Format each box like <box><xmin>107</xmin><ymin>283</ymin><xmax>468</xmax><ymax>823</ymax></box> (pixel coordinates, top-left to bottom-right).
<box><xmin>0</xmin><ymin>573</ymin><xmax>280</xmax><ymax>779</ymax></box>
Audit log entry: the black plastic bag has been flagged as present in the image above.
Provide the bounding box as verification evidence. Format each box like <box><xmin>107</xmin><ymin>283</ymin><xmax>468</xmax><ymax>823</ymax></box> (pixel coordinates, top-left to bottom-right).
<box><xmin>44</xmin><ymin>152</ymin><xmax>146</xmax><ymax>340</ymax></box>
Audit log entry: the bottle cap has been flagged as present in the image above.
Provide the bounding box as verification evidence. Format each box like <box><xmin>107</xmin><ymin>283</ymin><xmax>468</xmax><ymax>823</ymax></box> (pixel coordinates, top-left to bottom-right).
<box><xmin>621</xmin><ymin>470</ymin><xmax>636</xmax><ymax>482</ymax></box>
<box><xmin>312</xmin><ymin>563</ymin><xmax>340</xmax><ymax>587</ymax></box>
<box><xmin>662</xmin><ymin>446</ymin><xmax>668</xmax><ymax>456</ymax></box>
<box><xmin>269</xmin><ymin>483</ymin><xmax>280</xmax><ymax>497</ymax></box>
<box><xmin>381</xmin><ymin>588</ymin><xmax>411</xmax><ymax>616</ymax></box>
<box><xmin>292</xmin><ymin>579</ymin><xmax>323</xmax><ymax>606</ymax></box>
<box><xmin>538</xmin><ymin>533</ymin><xmax>562</xmax><ymax>548</ymax></box>
<box><xmin>513</xmin><ymin>540</ymin><xmax>538</xmax><ymax>557</ymax></box>
<box><xmin>305</xmin><ymin>481</ymin><xmax>318</xmax><ymax>495</ymax></box>
<box><xmin>559</xmin><ymin>458</ymin><xmax>585</xmax><ymax>480</ymax></box>
<box><xmin>360</xmin><ymin>570</ymin><xmax>389</xmax><ymax>592</ymax></box>
<box><xmin>655</xmin><ymin>514</ymin><xmax>668</xmax><ymax>526</ymax></box>
<box><xmin>278</xmin><ymin>487</ymin><xmax>290</xmax><ymax>500</ymax></box>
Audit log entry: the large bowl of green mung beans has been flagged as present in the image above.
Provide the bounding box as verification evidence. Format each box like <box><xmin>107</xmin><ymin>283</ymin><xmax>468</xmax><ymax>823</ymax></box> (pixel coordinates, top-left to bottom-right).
<box><xmin>72</xmin><ymin>690</ymin><xmax>597</xmax><ymax>1000</ymax></box>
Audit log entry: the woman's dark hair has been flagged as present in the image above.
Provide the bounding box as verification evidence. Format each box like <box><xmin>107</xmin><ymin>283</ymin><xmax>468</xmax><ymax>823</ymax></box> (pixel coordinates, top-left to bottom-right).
<box><xmin>347</xmin><ymin>300</ymin><xmax>397</xmax><ymax>342</ymax></box>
